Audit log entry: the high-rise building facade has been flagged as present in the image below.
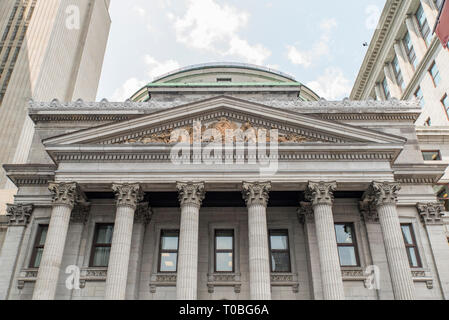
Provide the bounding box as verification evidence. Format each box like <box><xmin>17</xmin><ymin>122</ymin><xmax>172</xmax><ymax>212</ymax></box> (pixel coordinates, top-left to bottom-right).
<box><xmin>0</xmin><ymin>0</ymin><xmax>111</xmax><ymax>214</ymax></box>
<box><xmin>351</xmin><ymin>0</ymin><xmax>449</xmax><ymax>209</ymax></box>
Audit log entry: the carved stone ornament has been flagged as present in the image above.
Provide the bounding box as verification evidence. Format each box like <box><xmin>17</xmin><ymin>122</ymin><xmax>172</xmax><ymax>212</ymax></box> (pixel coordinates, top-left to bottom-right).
<box><xmin>6</xmin><ymin>204</ymin><xmax>33</xmax><ymax>226</ymax></box>
<box><xmin>121</xmin><ymin>117</ymin><xmax>315</xmax><ymax>145</ymax></box>
<box><xmin>70</xmin><ymin>202</ymin><xmax>91</xmax><ymax>224</ymax></box>
<box><xmin>112</xmin><ymin>183</ymin><xmax>144</xmax><ymax>210</ymax></box>
<box><xmin>48</xmin><ymin>182</ymin><xmax>83</xmax><ymax>208</ymax></box>
<box><xmin>297</xmin><ymin>202</ymin><xmax>314</xmax><ymax>224</ymax></box>
<box><xmin>177</xmin><ymin>182</ymin><xmax>206</xmax><ymax>207</ymax></box>
<box><xmin>242</xmin><ymin>182</ymin><xmax>271</xmax><ymax>207</ymax></box>
<box><xmin>305</xmin><ymin>181</ymin><xmax>337</xmax><ymax>206</ymax></box>
<box><xmin>135</xmin><ymin>202</ymin><xmax>153</xmax><ymax>225</ymax></box>
<box><xmin>359</xmin><ymin>200</ymin><xmax>379</xmax><ymax>223</ymax></box>
<box><xmin>364</xmin><ymin>181</ymin><xmax>401</xmax><ymax>208</ymax></box>
<box><xmin>416</xmin><ymin>202</ymin><xmax>445</xmax><ymax>226</ymax></box>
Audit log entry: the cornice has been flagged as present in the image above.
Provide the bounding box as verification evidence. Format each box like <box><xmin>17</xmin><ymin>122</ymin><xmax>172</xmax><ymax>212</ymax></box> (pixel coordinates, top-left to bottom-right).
<box><xmin>3</xmin><ymin>164</ymin><xmax>56</xmax><ymax>188</ymax></box>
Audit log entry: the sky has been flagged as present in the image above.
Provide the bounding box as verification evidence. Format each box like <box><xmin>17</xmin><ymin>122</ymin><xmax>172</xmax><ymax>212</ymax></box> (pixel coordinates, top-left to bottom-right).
<box><xmin>96</xmin><ymin>0</ymin><xmax>387</xmax><ymax>102</ymax></box>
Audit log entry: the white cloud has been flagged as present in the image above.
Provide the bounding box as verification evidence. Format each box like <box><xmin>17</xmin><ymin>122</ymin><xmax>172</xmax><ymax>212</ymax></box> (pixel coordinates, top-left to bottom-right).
<box><xmin>306</xmin><ymin>67</ymin><xmax>352</xmax><ymax>100</ymax></box>
<box><xmin>111</xmin><ymin>55</ymin><xmax>180</xmax><ymax>101</ymax></box>
<box><xmin>170</xmin><ymin>0</ymin><xmax>271</xmax><ymax>64</ymax></box>
<box><xmin>132</xmin><ymin>6</ymin><xmax>146</xmax><ymax>17</ymax></box>
<box><xmin>287</xmin><ymin>18</ymin><xmax>337</xmax><ymax>67</ymax></box>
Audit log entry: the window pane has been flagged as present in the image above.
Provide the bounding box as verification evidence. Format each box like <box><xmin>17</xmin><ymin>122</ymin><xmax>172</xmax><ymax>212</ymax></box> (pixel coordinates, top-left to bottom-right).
<box><xmin>408</xmin><ymin>248</ymin><xmax>420</xmax><ymax>267</ymax></box>
<box><xmin>270</xmin><ymin>234</ymin><xmax>288</xmax><ymax>250</ymax></box>
<box><xmin>271</xmin><ymin>252</ymin><xmax>291</xmax><ymax>272</ymax></box>
<box><xmin>38</xmin><ymin>227</ymin><xmax>48</xmax><ymax>246</ymax></box>
<box><xmin>96</xmin><ymin>225</ymin><xmax>114</xmax><ymax>244</ymax></box>
<box><xmin>92</xmin><ymin>247</ymin><xmax>111</xmax><ymax>267</ymax></box>
<box><xmin>161</xmin><ymin>231</ymin><xmax>179</xmax><ymax>250</ymax></box>
<box><xmin>216</xmin><ymin>230</ymin><xmax>233</xmax><ymax>250</ymax></box>
<box><xmin>338</xmin><ymin>247</ymin><xmax>358</xmax><ymax>266</ymax></box>
<box><xmin>160</xmin><ymin>252</ymin><xmax>177</xmax><ymax>272</ymax></box>
<box><xmin>422</xmin><ymin>151</ymin><xmax>441</xmax><ymax>161</ymax></box>
<box><xmin>401</xmin><ymin>225</ymin><xmax>413</xmax><ymax>245</ymax></box>
<box><xmin>335</xmin><ymin>224</ymin><xmax>354</xmax><ymax>244</ymax></box>
<box><xmin>216</xmin><ymin>252</ymin><xmax>233</xmax><ymax>272</ymax></box>
<box><xmin>33</xmin><ymin>248</ymin><xmax>44</xmax><ymax>268</ymax></box>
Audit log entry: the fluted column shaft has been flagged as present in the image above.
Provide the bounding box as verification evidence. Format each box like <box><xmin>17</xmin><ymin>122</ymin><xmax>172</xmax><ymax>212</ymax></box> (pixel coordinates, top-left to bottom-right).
<box><xmin>242</xmin><ymin>182</ymin><xmax>272</xmax><ymax>300</ymax></box>
<box><xmin>306</xmin><ymin>181</ymin><xmax>344</xmax><ymax>300</ymax></box>
<box><xmin>33</xmin><ymin>183</ymin><xmax>81</xmax><ymax>300</ymax></box>
<box><xmin>365</xmin><ymin>182</ymin><xmax>416</xmax><ymax>300</ymax></box>
<box><xmin>105</xmin><ymin>184</ymin><xmax>143</xmax><ymax>300</ymax></box>
<box><xmin>176</xmin><ymin>182</ymin><xmax>205</xmax><ymax>300</ymax></box>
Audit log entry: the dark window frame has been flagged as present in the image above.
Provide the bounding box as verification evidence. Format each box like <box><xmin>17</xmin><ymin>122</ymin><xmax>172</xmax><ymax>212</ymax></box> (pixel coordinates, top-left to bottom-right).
<box><xmin>335</xmin><ymin>223</ymin><xmax>361</xmax><ymax>267</ymax></box>
<box><xmin>89</xmin><ymin>223</ymin><xmax>114</xmax><ymax>267</ymax></box>
<box><xmin>401</xmin><ymin>223</ymin><xmax>422</xmax><ymax>268</ymax></box>
<box><xmin>157</xmin><ymin>229</ymin><xmax>180</xmax><ymax>273</ymax></box>
<box><xmin>268</xmin><ymin>229</ymin><xmax>292</xmax><ymax>273</ymax></box>
<box><xmin>214</xmin><ymin>229</ymin><xmax>235</xmax><ymax>273</ymax></box>
<box><xmin>429</xmin><ymin>61</ymin><xmax>441</xmax><ymax>87</ymax></box>
<box><xmin>29</xmin><ymin>224</ymin><xmax>48</xmax><ymax>268</ymax></box>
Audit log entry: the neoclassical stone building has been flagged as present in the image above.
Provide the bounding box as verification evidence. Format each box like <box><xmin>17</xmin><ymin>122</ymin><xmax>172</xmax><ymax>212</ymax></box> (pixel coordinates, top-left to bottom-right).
<box><xmin>1</xmin><ymin>64</ymin><xmax>449</xmax><ymax>300</ymax></box>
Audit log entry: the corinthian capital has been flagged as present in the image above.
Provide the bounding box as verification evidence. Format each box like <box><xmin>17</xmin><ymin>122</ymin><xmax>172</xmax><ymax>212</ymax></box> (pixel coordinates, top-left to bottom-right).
<box><xmin>6</xmin><ymin>204</ymin><xmax>33</xmax><ymax>226</ymax></box>
<box><xmin>242</xmin><ymin>182</ymin><xmax>271</xmax><ymax>207</ymax></box>
<box><xmin>305</xmin><ymin>181</ymin><xmax>337</xmax><ymax>206</ymax></box>
<box><xmin>112</xmin><ymin>183</ymin><xmax>144</xmax><ymax>210</ymax></box>
<box><xmin>416</xmin><ymin>202</ymin><xmax>445</xmax><ymax>226</ymax></box>
<box><xmin>49</xmin><ymin>182</ymin><xmax>83</xmax><ymax>208</ymax></box>
<box><xmin>177</xmin><ymin>182</ymin><xmax>205</xmax><ymax>207</ymax></box>
<box><xmin>364</xmin><ymin>182</ymin><xmax>401</xmax><ymax>207</ymax></box>
<box><xmin>135</xmin><ymin>202</ymin><xmax>153</xmax><ymax>225</ymax></box>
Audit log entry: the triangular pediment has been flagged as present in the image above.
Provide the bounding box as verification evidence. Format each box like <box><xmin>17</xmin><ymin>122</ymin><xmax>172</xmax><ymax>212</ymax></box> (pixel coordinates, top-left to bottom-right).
<box><xmin>43</xmin><ymin>96</ymin><xmax>406</xmax><ymax>146</ymax></box>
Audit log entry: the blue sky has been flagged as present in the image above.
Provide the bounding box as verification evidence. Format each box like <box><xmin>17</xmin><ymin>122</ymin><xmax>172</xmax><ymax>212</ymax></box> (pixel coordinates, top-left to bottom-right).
<box><xmin>96</xmin><ymin>0</ymin><xmax>386</xmax><ymax>101</ymax></box>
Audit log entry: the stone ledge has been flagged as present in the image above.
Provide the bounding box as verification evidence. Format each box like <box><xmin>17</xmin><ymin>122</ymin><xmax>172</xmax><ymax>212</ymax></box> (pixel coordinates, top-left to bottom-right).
<box><xmin>270</xmin><ymin>273</ymin><xmax>299</xmax><ymax>293</ymax></box>
<box><xmin>149</xmin><ymin>273</ymin><xmax>177</xmax><ymax>293</ymax></box>
<box><xmin>207</xmin><ymin>273</ymin><xmax>242</xmax><ymax>293</ymax></box>
<box><xmin>17</xmin><ymin>268</ymin><xmax>38</xmax><ymax>289</ymax></box>
<box><xmin>79</xmin><ymin>267</ymin><xmax>108</xmax><ymax>288</ymax></box>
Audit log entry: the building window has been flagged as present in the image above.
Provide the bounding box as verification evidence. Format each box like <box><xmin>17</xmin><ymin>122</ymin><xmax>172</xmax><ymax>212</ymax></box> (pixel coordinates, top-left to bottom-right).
<box><xmin>424</xmin><ymin>117</ymin><xmax>432</xmax><ymax>126</ymax></box>
<box><xmin>214</xmin><ymin>230</ymin><xmax>234</xmax><ymax>272</ymax></box>
<box><xmin>437</xmin><ymin>185</ymin><xmax>449</xmax><ymax>211</ymax></box>
<box><xmin>403</xmin><ymin>32</ymin><xmax>417</xmax><ymax>69</ymax></box>
<box><xmin>416</xmin><ymin>4</ymin><xmax>432</xmax><ymax>47</ymax></box>
<box><xmin>442</xmin><ymin>94</ymin><xmax>449</xmax><ymax>119</ymax></box>
<box><xmin>382</xmin><ymin>77</ymin><xmax>391</xmax><ymax>100</ymax></box>
<box><xmin>392</xmin><ymin>56</ymin><xmax>405</xmax><ymax>91</ymax></box>
<box><xmin>29</xmin><ymin>225</ymin><xmax>48</xmax><ymax>268</ymax></box>
<box><xmin>89</xmin><ymin>224</ymin><xmax>114</xmax><ymax>267</ymax></box>
<box><xmin>401</xmin><ymin>224</ymin><xmax>422</xmax><ymax>268</ymax></box>
<box><xmin>414</xmin><ymin>86</ymin><xmax>425</xmax><ymax>108</ymax></box>
<box><xmin>436</xmin><ymin>0</ymin><xmax>444</xmax><ymax>10</ymax></box>
<box><xmin>217</xmin><ymin>78</ymin><xmax>232</xmax><ymax>82</ymax></box>
<box><xmin>422</xmin><ymin>150</ymin><xmax>442</xmax><ymax>161</ymax></box>
<box><xmin>429</xmin><ymin>62</ymin><xmax>441</xmax><ymax>87</ymax></box>
<box><xmin>158</xmin><ymin>230</ymin><xmax>179</xmax><ymax>273</ymax></box>
<box><xmin>269</xmin><ymin>230</ymin><xmax>291</xmax><ymax>273</ymax></box>
<box><xmin>335</xmin><ymin>223</ymin><xmax>360</xmax><ymax>267</ymax></box>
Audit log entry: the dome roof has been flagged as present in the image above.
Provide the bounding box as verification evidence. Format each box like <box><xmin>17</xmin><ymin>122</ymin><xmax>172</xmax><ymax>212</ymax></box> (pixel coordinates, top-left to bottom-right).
<box><xmin>130</xmin><ymin>62</ymin><xmax>320</xmax><ymax>102</ymax></box>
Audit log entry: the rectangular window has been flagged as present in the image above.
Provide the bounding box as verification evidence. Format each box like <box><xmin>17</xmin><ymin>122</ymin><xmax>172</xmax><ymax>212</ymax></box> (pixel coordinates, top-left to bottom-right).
<box><xmin>269</xmin><ymin>230</ymin><xmax>291</xmax><ymax>273</ymax></box>
<box><xmin>429</xmin><ymin>62</ymin><xmax>441</xmax><ymax>87</ymax></box>
<box><xmin>422</xmin><ymin>150</ymin><xmax>442</xmax><ymax>161</ymax></box>
<box><xmin>401</xmin><ymin>224</ymin><xmax>422</xmax><ymax>268</ymax></box>
<box><xmin>437</xmin><ymin>186</ymin><xmax>449</xmax><ymax>211</ymax></box>
<box><xmin>29</xmin><ymin>225</ymin><xmax>48</xmax><ymax>268</ymax></box>
<box><xmin>416</xmin><ymin>4</ymin><xmax>432</xmax><ymax>47</ymax></box>
<box><xmin>214</xmin><ymin>230</ymin><xmax>234</xmax><ymax>272</ymax></box>
<box><xmin>392</xmin><ymin>56</ymin><xmax>405</xmax><ymax>91</ymax></box>
<box><xmin>414</xmin><ymin>87</ymin><xmax>425</xmax><ymax>108</ymax></box>
<box><xmin>217</xmin><ymin>78</ymin><xmax>232</xmax><ymax>82</ymax></box>
<box><xmin>335</xmin><ymin>223</ymin><xmax>360</xmax><ymax>267</ymax></box>
<box><xmin>158</xmin><ymin>230</ymin><xmax>179</xmax><ymax>273</ymax></box>
<box><xmin>403</xmin><ymin>32</ymin><xmax>417</xmax><ymax>69</ymax></box>
<box><xmin>442</xmin><ymin>94</ymin><xmax>449</xmax><ymax>119</ymax></box>
<box><xmin>382</xmin><ymin>77</ymin><xmax>391</xmax><ymax>100</ymax></box>
<box><xmin>89</xmin><ymin>224</ymin><xmax>114</xmax><ymax>267</ymax></box>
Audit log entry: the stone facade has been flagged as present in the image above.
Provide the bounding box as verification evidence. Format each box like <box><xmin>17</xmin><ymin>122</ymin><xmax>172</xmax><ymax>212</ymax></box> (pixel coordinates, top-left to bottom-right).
<box><xmin>1</xmin><ymin>64</ymin><xmax>449</xmax><ymax>300</ymax></box>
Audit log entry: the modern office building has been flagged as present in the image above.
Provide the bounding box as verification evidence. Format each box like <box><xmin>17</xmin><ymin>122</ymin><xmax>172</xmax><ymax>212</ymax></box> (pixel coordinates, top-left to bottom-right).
<box><xmin>0</xmin><ymin>0</ymin><xmax>111</xmax><ymax>214</ymax></box>
<box><xmin>0</xmin><ymin>64</ymin><xmax>448</xmax><ymax>300</ymax></box>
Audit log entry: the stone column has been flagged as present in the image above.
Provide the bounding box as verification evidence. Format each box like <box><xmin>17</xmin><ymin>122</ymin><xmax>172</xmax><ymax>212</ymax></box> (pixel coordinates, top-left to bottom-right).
<box><xmin>0</xmin><ymin>204</ymin><xmax>33</xmax><ymax>300</ymax></box>
<box><xmin>393</xmin><ymin>41</ymin><xmax>414</xmax><ymax>83</ymax></box>
<box><xmin>405</xmin><ymin>15</ymin><xmax>427</xmax><ymax>60</ymax></box>
<box><xmin>363</xmin><ymin>182</ymin><xmax>416</xmax><ymax>300</ymax></box>
<box><xmin>306</xmin><ymin>181</ymin><xmax>345</xmax><ymax>300</ymax></box>
<box><xmin>105</xmin><ymin>183</ymin><xmax>143</xmax><ymax>300</ymax></box>
<box><xmin>417</xmin><ymin>202</ymin><xmax>449</xmax><ymax>299</ymax></box>
<box><xmin>126</xmin><ymin>202</ymin><xmax>152</xmax><ymax>300</ymax></box>
<box><xmin>374</xmin><ymin>83</ymin><xmax>386</xmax><ymax>101</ymax></box>
<box><xmin>383</xmin><ymin>63</ymin><xmax>402</xmax><ymax>99</ymax></box>
<box><xmin>176</xmin><ymin>182</ymin><xmax>205</xmax><ymax>300</ymax></box>
<box><xmin>242</xmin><ymin>182</ymin><xmax>272</xmax><ymax>300</ymax></box>
<box><xmin>33</xmin><ymin>183</ymin><xmax>83</xmax><ymax>300</ymax></box>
